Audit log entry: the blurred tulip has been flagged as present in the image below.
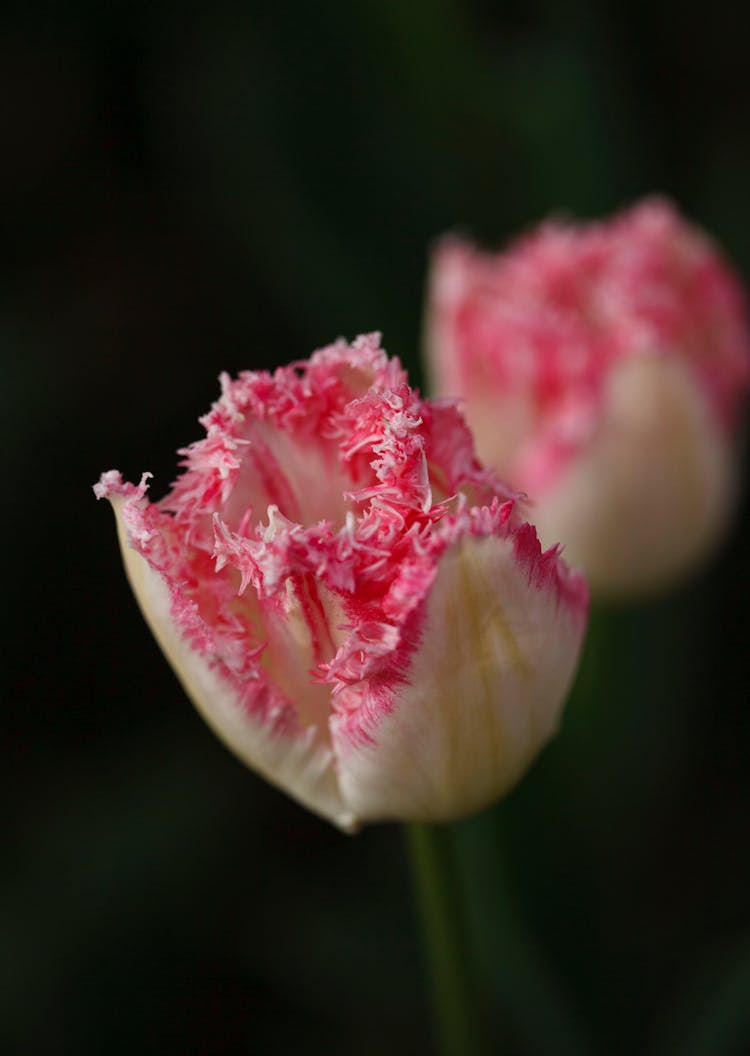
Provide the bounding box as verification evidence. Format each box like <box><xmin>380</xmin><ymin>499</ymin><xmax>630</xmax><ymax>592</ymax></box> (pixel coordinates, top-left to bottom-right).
<box><xmin>425</xmin><ymin>199</ymin><xmax>750</xmax><ymax>597</ymax></box>
<box><xmin>96</xmin><ymin>334</ymin><xmax>587</xmax><ymax>831</ymax></box>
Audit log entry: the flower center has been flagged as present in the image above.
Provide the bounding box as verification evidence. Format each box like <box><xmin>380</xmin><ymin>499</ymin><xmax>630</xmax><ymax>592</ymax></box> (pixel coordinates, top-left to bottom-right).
<box><xmin>221</xmin><ymin>419</ymin><xmax>363</xmax><ymax>533</ymax></box>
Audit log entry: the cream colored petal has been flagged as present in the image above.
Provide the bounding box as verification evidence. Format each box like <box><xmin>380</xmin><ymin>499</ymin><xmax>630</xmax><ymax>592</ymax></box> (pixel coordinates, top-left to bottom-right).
<box><xmin>332</xmin><ymin>534</ymin><xmax>586</xmax><ymax>823</ymax></box>
<box><xmin>531</xmin><ymin>356</ymin><xmax>735</xmax><ymax>598</ymax></box>
<box><xmin>107</xmin><ymin>498</ymin><xmax>357</xmax><ymax>833</ymax></box>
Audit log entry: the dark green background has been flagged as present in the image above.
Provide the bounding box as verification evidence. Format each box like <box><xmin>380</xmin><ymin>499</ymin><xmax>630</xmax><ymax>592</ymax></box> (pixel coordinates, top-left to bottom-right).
<box><xmin>4</xmin><ymin>2</ymin><xmax>750</xmax><ymax>1053</ymax></box>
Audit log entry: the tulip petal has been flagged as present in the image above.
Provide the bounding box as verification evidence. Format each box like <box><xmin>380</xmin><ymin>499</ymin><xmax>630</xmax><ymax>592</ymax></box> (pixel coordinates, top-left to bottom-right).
<box><xmin>530</xmin><ymin>355</ymin><xmax>735</xmax><ymax>595</ymax></box>
<box><xmin>105</xmin><ymin>491</ymin><xmax>358</xmax><ymax>832</ymax></box>
<box><xmin>332</xmin><ymin>530</ymin><xmax>587</xmax><ymax>823</ymax></box>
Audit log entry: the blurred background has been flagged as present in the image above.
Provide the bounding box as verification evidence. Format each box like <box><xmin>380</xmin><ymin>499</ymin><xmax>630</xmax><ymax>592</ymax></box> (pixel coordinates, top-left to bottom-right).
<box><xmin>4</xmin><ymin>1</ymin><xmax>750</xmax><ymax>1053</ymax></box>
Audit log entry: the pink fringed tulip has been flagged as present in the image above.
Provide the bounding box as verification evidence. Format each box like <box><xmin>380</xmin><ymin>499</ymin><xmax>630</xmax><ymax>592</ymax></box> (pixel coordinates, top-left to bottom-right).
<box><xmin>95</xmin><ymin>334</ymin><xmax>587</xmax><ymax>831</ymax></box>
<box><xmin>426</xmin><ymin>199</ymin><xmax>750</xmax><ymax>597</ymax></box>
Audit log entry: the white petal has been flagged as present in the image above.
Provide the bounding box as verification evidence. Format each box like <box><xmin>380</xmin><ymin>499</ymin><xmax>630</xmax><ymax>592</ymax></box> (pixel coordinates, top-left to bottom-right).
<box><xmin>332</xmin><ymin>533</ymin><xmax>586</xmax><ymax>823</ymax></box>
<box><xmin>108</xmin><ymin>498</ymin><xmax>358</xmax><ymax>833</ymax></box>
<box><xmin>531</xmin><ymin>356</ymin><xmax>734</xmax><ymax>597</ymax></box>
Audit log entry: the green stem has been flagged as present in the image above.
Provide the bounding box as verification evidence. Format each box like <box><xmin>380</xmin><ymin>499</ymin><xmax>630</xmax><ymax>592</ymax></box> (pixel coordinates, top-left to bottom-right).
<box><xmin>406</xmin><ymin>822</ymin><xmax>485</xmax><ymax>1056</ymax></box>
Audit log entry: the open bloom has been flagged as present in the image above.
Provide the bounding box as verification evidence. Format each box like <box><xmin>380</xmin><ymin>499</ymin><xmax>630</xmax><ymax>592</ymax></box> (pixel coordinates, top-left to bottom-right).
<box><xmin>95</xmin><ymin>334</ymin><xmax>587</xmax><ymax>831</ymax></box>
<box><xmin>425</xmin><ymin>199</ymin><xmax>750</xmax><ymax>597</ymax></box>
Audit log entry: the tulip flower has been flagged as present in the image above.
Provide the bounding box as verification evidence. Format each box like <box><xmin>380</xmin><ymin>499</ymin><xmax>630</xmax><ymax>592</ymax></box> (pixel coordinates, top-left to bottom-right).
<box><xmin>425</xmin><ymin>199</ymin><xmax>750</xmax><ymax>597</ymax></box>
<box><xmin>95</xmin><ymin>334</ymin><xmax>587</xmax><ymax>831</ymax></box>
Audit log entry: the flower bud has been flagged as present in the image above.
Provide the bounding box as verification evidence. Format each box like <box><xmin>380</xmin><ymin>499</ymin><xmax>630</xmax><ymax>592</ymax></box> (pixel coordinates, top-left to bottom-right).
<box><xmin>425</xmin><ymin>199</ymin><xmax>750</xmax><ymax>597</ymax></box>
<box><xmin>96</xmin><ymin>334</ymin><xmax>587</xmax><ymax>831</ymax></box>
